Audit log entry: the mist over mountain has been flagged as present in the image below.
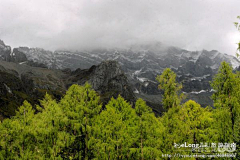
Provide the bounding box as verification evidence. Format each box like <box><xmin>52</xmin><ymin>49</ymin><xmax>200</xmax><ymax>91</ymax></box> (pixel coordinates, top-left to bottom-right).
<box><xmin>1</xmin><ymin>0</ymin><xmax>240</xmax><ymax>55</ymax></box>
<box><xmin>1</xmin><ymin>39</ymin><xmax>240</xmax><ymax>117</ymax></box>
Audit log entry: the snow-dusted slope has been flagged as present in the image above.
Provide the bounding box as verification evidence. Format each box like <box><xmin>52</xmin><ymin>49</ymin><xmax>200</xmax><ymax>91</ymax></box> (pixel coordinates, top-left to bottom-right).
<box><xmin>2</xmin><ymin>40</ymin><xmax>239</xmax><ymax>107</ymax></box>
<box><xmin>12</xmin><ymin>47</ymin><xmax>55</xmax><ymax>68</ymax></box>
<box><xmin>9</xmin><ymin>44</ymin><xmax>240</xmax><ymax>94</ymax></box>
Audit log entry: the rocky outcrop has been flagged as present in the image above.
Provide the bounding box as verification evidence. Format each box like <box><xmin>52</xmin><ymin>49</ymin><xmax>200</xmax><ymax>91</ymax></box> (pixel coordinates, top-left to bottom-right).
<box><xmin>0</xmin><ymin>40</ymin><xmax>11</xmax><ymax>61</ymax></box>
<box><xmin>0</xmin><ymin>40</ymin><xmax>49</xmax><ymax>68</ymax></box>
<box><xmin>0</xmin><ymin>69</ymin><xmax>31</xmax><ymax>119</ymax></box>
<box><xmin>47</xmin><ymin>46</ymin><xmax>239</xmax><ymax>101</ymax></box>
<box><xmin>1</xmin><ymin>39</ymin><xmax>239</xmax><ymax>115</ymax></box>
<box><xmin>0</xmin><ymin>60</ymin><xmax>67</xmax><ymax>120</ymax></box>
<box><xmin>0</xmin><ymin>60</ymin><xmax>136</xmax><ymax>120</ymax></box>
<box><xmin>65</xmin><ymin>60</ymin><xmax>136</xmax><ymax>104</ymax></box>
<box><xmin>11</xmin><ymin>47</ymin><xmax>50</xmax><ymax>68</ymax></box>
<box><xmin>11</xmin><ymin>48</ymin><xmax>28</xmax><ymax>62</ymax></box>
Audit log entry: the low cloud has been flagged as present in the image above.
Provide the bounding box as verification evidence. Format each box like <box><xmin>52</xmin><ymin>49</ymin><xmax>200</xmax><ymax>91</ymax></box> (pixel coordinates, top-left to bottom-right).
<box><xmin>0</xmin><ymin>0</ymin><xmax>239</xmax><ymax>55</ymax></box>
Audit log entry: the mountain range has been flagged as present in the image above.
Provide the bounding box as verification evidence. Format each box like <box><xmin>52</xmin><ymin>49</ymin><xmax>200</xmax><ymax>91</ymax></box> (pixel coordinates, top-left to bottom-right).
<box><xmin>1</xmin><ymin>39</ymin><xmax>239</xmax><ymax>119</ymax></box>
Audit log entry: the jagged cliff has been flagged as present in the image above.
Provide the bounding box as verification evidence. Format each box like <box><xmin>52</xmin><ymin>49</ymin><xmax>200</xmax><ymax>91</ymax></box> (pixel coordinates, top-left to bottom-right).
<box><xmin>64</xmin><ymin>61</ymin><xmax>136</xmax><ymax>104</ymax></box>
<box><xmin>0</xmin><ymin>60</ymin><xmax>136</xmax><ymax>120</ymax></box>
<box><xmin>1</xmin><ymin>39</ymin><xmax>240</xmax><ymax>119</ymax></box>
<box><xmin>0</xmin><ymin>40</ymin><xmax>11</xmax><ymax>61</ymax></box>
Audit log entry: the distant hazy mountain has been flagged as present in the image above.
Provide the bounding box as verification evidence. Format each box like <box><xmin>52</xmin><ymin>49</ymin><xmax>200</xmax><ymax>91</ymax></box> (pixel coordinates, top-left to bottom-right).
<box><xmin>1</xmin><ymin>40</ymin><xmax>240</xmax><ymax>108</ymax></box>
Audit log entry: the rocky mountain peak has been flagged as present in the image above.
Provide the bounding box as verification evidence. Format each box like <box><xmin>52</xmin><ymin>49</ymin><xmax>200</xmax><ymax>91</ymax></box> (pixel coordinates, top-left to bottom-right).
<box><xmin>92</xmin><ymin>60</ymin><xmax>123</xmax><ymax>79</ymax></box>
<box><xmin>12</xmin><ymin>48</ymin><xmax>28</xmax><ymax>62</ymax></box>
<box><xmin>89</xmin><ymin>60</ymin><xmax>127</xmax><ymax>91</ymax></box>
<box><xmin>1</xmin><ymin>39</ymin><xmax>240</xmax><ymax>111</ymax></box>
<box><xmin>65</xmin><ymin>60</ymin><xmax>136</xmax><ymax>104</ymax></box>
<box><xmin>0</xmin><ymin>40</ymin><xmax>11</xmax><ymax>51</ymax></box>
<box><xmin>0</xmin><ymin>40</ymin><xmax>11</xmax><ymax>61</ymax></box>
<box><xmin>0</xmin><ymin>40</ymin><xmax>5</xmax><ymax>46</ymax></box>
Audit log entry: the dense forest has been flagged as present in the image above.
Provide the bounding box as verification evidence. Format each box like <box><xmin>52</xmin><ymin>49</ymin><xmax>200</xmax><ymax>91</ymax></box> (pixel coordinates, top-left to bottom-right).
<box><xmin>0</xmin><ymin>61</ymin><xmax>239</xmax><ymax>159</ymax></box>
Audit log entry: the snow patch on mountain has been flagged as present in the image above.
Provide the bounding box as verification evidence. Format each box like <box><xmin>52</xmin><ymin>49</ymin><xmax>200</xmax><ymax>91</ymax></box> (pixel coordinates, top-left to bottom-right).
<box><xmin>134</xmin><ymin>89</ymin><xmax>140</xmax><ymax>94</ymax></box>
<box><xmin>229</xmin><ymin>57</ymin><xmax>239</xmax><ymax>69</ymax></box>
<box><xmin>190</xmin><ymin>90</ymin><xmax>207</xmax><ymax>94</ymax></box>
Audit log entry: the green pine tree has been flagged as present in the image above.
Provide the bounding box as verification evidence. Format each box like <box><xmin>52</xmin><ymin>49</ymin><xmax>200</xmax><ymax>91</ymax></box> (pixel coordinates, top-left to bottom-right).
<box><xmin>90</xmin><ymin>95</ymin><xmax>138</xmax><ymax>159</ymax></box>
<box><xmin>211</xmin><ymin>62</ymin><xmax>238</xmax><ymax>142</ymax></box>
<box><xmin>156</xmin><ymin>68</ymin><xmax>184</xmax><ymax>110</ymax></box>
<box><xmin>133</xmin><ymin>98</ymin><xmax>164</xmax><ymax>159</ymax></box>
<box><xmin>161</xmin><ymin>100</ymin><xmax>215</xmax><ymax>158</ymax></box>
<box><xmin>59</xmin><ymin>83</ymin><xmax>102</xmax><ymax>159</ymax></box>
<box><xmin>211</xmin><ymin>61</ymin><xmax>240</xmax><ymax>159</ymax></box>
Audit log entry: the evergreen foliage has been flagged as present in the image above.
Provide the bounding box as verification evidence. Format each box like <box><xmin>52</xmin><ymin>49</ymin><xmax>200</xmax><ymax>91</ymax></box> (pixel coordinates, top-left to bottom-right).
<box><xmin>0</xmin><ymin>64</ymin><xmax>239</xmax><ymax>159</ymax></box>
<box><xmin>59</xmin><ymin>83</ymin><xmax>102</xmax><ymax>159</ymax></box>
<box><xmin>134</xmin><ymin>99</ymin><xmax>163</xmax><ymax>159</ymax></box>
<box><xmin>211</xmin><ymin>62</ymin><xmax>240</xmax><ymax>158</ymax></box>
<box><xmin>156</xmin><ymin>68</ymin><xmax>184</xmax><ymax>110</ymax></box>
<box><xmin>90</xmin><ymin>96</ymin><xmax>138</xmax><ymax>159</ymax></box>
<box><xmin>161</xmin><ymin>100</ymin><xmax>216</xmax><ymax>157</ymax></box>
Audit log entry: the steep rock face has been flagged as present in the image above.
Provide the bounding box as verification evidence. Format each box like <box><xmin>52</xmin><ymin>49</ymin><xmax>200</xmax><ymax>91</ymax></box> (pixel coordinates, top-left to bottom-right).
<box><xmin>65</xmin><ymin>60</ymin><xmax>136</xmax><ymax>104</ymax></box>
<box><xmin>0</xmin><ymin>40</ymin><xmax>11</xmax><ymax>61</ymax></box>
<box><xmin>1</xmin><ymin>40</ymin><xmax>239</xmax><ymax>109</ymax></box>
<box><xmin>0</xmin><ymin>69</ymin><xmax>31</xmax><ymax>119</ymax></box>
<box><xmin>0</xmin><ymin>40</ymin><xmax>49</xmax><ymax>68</ymax></box>
<box><xmin>11</xmin><ymin>48</ymin><xmax>28</xmax><ymax>62</ymax></box>
<box><xmin>0</xmin><ymin>60</ymin><xmax>136</xmax><ymax>120</ymax></box>
<box><xmin>48</xmin><ymin>47</ymin><xmax>239</xmax><ymax>94</ymax></box>
<box><xmin>0</xmin><ymin>60</ymin><xmax>66</xmax><ymax>120</ymax></box>
<box><xmin>11</xmin><ymin>47</ymin><xmax>50</xmax><ymax>68</ymax></box>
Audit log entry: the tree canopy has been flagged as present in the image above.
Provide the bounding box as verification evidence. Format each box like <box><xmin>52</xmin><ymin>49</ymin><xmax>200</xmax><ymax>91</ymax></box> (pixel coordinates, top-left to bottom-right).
<box><xmin>0</xmin><ymin>64</ymin><xmax>239</xmax><ymax>159</ymax></box>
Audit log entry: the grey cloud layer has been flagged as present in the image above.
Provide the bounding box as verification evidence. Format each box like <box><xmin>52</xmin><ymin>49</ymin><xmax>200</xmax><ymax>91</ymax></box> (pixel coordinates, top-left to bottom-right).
<box><xmin>0</xmin><ymin>0</ymin><xmax>239</xmax><ymax>55</ymax></box>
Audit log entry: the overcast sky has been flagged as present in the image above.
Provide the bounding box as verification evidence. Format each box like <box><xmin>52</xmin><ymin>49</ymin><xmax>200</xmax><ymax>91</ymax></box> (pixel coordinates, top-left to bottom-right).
<box><xmin>0</xmin><ymin>0</ymin><xmax>240</xmax><ymax>55</ymax></box>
